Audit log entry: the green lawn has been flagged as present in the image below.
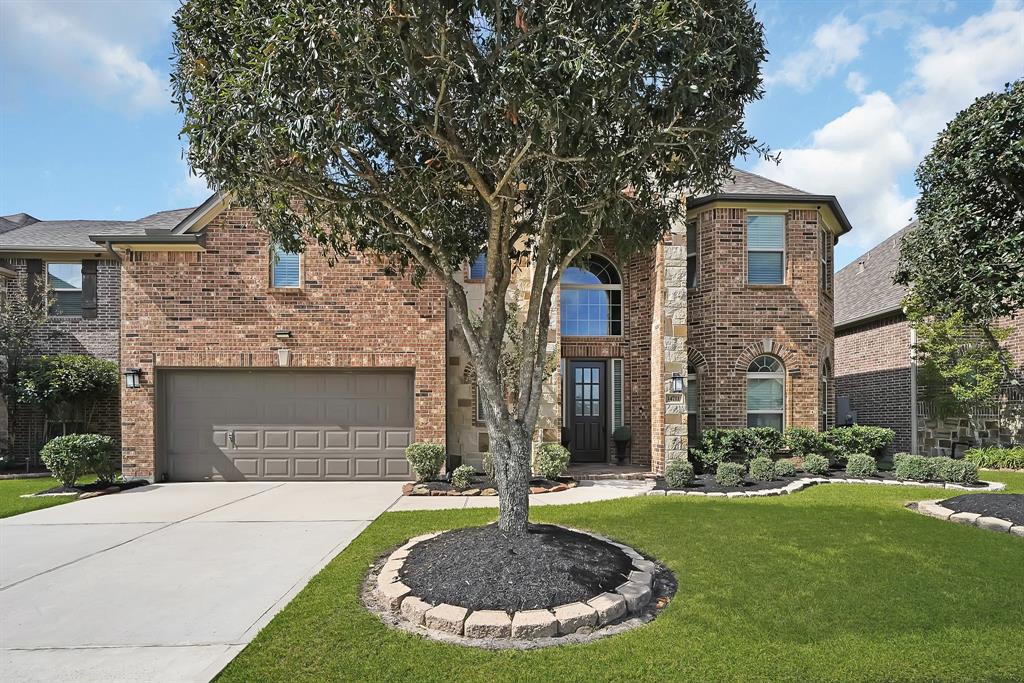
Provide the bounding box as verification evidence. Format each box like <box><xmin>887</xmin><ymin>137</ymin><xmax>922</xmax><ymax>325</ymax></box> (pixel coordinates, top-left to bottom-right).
<box><xmin>218</xmin><ymin>472</ymin><xmax>1024</xmax><ymax>682</ymax></box>
<box><xmin>0</xmin><ymin>475</ymin><xmax>85</xmax><ymax>519</ymax></box>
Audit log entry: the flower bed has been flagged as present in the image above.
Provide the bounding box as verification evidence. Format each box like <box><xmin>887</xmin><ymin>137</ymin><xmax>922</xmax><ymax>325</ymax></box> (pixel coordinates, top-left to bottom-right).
<box><xmin>401</xmin><ymin>476</ymin><xmax>577</xmax><ymax>497</ymax></box>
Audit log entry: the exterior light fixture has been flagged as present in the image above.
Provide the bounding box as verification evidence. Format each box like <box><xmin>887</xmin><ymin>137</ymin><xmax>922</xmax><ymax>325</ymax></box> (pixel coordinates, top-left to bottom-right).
<box><xmin>274</xmin><ymin>330</ymin><xmax>293</xmax><ymax>339</ymax></box>
<box><xmin>670</xmin><ymin>372</ymin><xmax>684</xmax><ymax>393</ymax></box>
<box><xmin>124</xmin><ymin>368</ymin><xmax>142</xmax><ymax>389</ymax></box>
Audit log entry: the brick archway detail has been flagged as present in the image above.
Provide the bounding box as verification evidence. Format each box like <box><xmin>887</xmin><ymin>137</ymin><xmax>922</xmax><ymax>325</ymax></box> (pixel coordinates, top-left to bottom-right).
<box><xmin>734</xmin><ymin>339</ymin><xmax>799</xmax><ymax>373</ymax></box>
<box><xmin>687</xmin><ymin>347</ymin><xmax>708</xmax><ymax>373</ymax></box>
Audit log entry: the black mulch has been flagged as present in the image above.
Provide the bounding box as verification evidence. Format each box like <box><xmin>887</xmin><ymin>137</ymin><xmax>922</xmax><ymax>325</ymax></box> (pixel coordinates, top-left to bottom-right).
<box><xmin>939</xmin><ymin>493</ymin><xmax>1024</xmax><ymax>526</ymax></box>
<box><xmin>413</xmin><ymin>475</ymin><xmax>571</xmax><ymax>492</ymax></box>
<box><xmin>34</xmin><ymin>480</ymin><xmax>150</xmax><ymax>496</ymax></box>
<box><xmin>654</xmin><ymin>468</ymin><xmax>989</xmax><ymax>493</ymax></box>
<box><xmin>401</xmin><ymin>523</ymin><xmax>633</xmax><ymax>611</ymax></box>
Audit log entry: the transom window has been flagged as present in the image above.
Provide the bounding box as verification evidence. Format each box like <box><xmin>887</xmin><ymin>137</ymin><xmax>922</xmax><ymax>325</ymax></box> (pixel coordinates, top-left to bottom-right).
<box><xmin>270</xmin><ymin>244</ymin><xmax>301</xmax><ymax>288</ymax></box>
<box><xmin>747</xmin><ymin>214</ymin><xmax>785</xmax><ymax>284</ymax></box>
<box><xmin>686</xmin><ymin>220</ymin><xmax>698</xmax><ymax>289</ymax></box>
<box><xmin>560</xmin><ymin>255</ymin><xmax>622</xmax><ymax>336</ymax></box>
<box><xmin>747</xmin><ymin>354</ymin><xmax>785</xmax><ymax>430</ymax></box>
<box><xmin>47</xmin><ymin>262</ymin><xmax>82</xmax><ymax>316</ymax></box>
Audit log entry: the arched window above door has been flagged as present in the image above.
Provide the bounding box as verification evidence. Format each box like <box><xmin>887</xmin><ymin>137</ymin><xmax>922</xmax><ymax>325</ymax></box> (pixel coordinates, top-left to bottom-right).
<box><xmin>560</xmin><ymin>255</ymin><xmax>622</xmax><ymax>337</ymax></box>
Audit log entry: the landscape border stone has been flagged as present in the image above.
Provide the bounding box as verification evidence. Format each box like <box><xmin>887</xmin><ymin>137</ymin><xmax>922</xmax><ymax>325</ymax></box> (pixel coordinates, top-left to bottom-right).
<box><xmin>909</xmin><ymin>500</ymin><xmax>1023</xmax><ymax>537</ymax></box>
<box><xmin>648</xmin><ymin>476</ymin><xmax>1006</xmax><ymax>498</ymax></box>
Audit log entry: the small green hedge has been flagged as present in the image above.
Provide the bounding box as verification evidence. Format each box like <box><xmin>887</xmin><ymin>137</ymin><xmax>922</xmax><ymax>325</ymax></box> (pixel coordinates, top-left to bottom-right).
<box><xmin>784</xmin><ymin>427</ymin><xmax>829</xmax><ymax>458</ymax></box>
<box><xmin>748</xmin><ymin>456</ymin><xmax>775</xmax><ymax>482</ymax></box>
<box><xmin>450</xmin><ymin>464</ymin><xmax>475</xmax><ymax>489</ymax></box>
<box><xmin>664</xmin><ymin>460</ymin><xmax>695</xmax><ymax>488</ymax></box>
<box><xmin>715</xmin><ymin>462</ymin><xmax>746</xmax><ymax>487</ymax></box>
<box><xmin>825</xmin><ymin>425</ymin><xmax>894</xmax><ymax>462</ymax></box>
<box><xmin>894</xmin><ymin>454</ymin><xmax>932</xmax><ymax>481</ymax></box>
<box><xmin>845</xmin><ymin>454</ymin><xmax>878</xmax><ymax>477</ymax></box>
<box><xmin>802</xmin><ymin>453</ymin><xmax>830</xmax><ymax>475</ymax></box>
<box><xmin>963</xmin><ymin>445</ymin><xmax>1024</xmax><ymax>470</ymax></box>
<box><xmin>691</xmin><ymin>427</ymin><xmax>783</xmax><ymax>470</ymax></box>
<box><xmin>405</xmin><ymin>442</ymin><xmax>445</xmax><ymax>481</ymax></box>
<box><xmin>773</xmin><ymin>458</ymin><xmax>797</xmax><ymax>478</ymax></box>
<box><xmin>40</xmin><ymin>434</ymin><xmax>116</xmax><ymax>488</ymax></box>
<box><xmin>534</xmin><ymin>443</ymin><xmax>570</xmax><ymax>479</ymax></box>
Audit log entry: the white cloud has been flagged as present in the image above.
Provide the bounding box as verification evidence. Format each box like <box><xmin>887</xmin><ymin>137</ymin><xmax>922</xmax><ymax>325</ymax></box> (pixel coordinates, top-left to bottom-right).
<box><xmin>768</xmin><ymin>16</ymin><xmax>868</xmax><ymax>91</ymax></box>
<box><xmin>0</xmin><ymin>1</ymin><xmax>175</xmax><ymax>111</ymax></box>
<box><xmin>845</xmin><ymin>71</ymin><xmax>868</xmax><ymax>95</ymax></box>
<box><xmin>754</xmin><ymin>1</ymin><xmax>1024</xmax><ymax>256</ymax></box>
<box><xmin>173</xmin><ymin>158</ymin><xmax>214</xmax><ymax>205</ymax></box>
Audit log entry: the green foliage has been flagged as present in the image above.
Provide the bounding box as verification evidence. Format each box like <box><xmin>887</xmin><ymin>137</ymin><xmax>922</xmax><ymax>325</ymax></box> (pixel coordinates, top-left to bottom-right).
<box><xmin>964</xmin><ymin>446</ymin><xmax>1024</xmax><ymax>470</ymax></box>
<box><xmin>14</xmin><ymin>355</ymin><xmax>119</xmax><ymax>433</ymax></box>
<box><xmin>715</xmin><ymin>462</ymin><xmax>746</xmax><ymax>487</ymax></box>
<box><xmin>481</xmin><ymin>452</ymin><xmax>496</xmax><ymax>478</ymax></box>
<box><xmin>0</xmin><ymin>275</ymin><xmax>48</xmax><ymax>393</ymax></box>
<box><xmin>803</xmin><ymin>453</ymin><xmax>830</xmax><ymax>476</ymax></box>
<box><xmin>404</xmin><ymin>443</ymin><xmax>445</xmax><ymax>482</ymax></box>
<box><xmin>845</xmin><ymin>454</ymin><xmax>878</xmax><ymax>478</ymax></box>
<box><xmin>825</xmin><ymin>425</ymin><xmax>894</xmax><ymax>461</ymax></box>
<box><xmin>748</xmin><ymin>456</ymin><xmax>775</xmax><ymax>482</ymax></box>
<box><xmin>773</xmin><ymin>459</ymin><xmax>797</xmax><ymax>478</ymax></box>
<box><xmin>692</xmin><ymin>427</ymin><xmax>784</xmax><ymax>471</ymax></box>
<box><xmin>691</xmin><ymin>428</ymin><xmax>733</xmax><ymax>472</ymax></box>
<box><xmin>612</xmin><ymin>425</ymin><xmax>632</xmax><ymax>443</ymax></box>
<box><xmin>450</xmin><ymin>464</ymin><xmax>476</xmax><ymax>489</ymax></box>
<box><xmin>935</xmin><ymin>458</ymin><xmax>979</xmax><ymax>485</ymax></box>
<box><xmin>783</xmin><ymin>427</ymin><xmax>828</xmax><ymax>459</ymax></box>
<box><xmin>40</xmin><ymin>434</ymin><xmax>114</xmax><ymax>488</ymax></box>
<box><xmin>533</xmin><ymin>443</ymin><xmax>570</xmax><ymax>479</ymax></box>
<box><xmin>664</xmin><ymin>460</ymin><xmax>695</xmax><ymax>489</ymax></box>
<box><xmin>894</xmin><ymin>454</ymin><xmax>933</xmax><ymax>482</ymax></box>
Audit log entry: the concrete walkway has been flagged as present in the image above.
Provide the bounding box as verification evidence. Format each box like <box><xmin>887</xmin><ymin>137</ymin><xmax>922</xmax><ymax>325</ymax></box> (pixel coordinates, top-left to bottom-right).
<box><xmin>0</xmin><ymin>482</ymin><xmax>403</xmax><ymax>683</ymax></box>
<box><xmin>387</xmin><ymin>479</ymin><xmax>653</xmax><ymax>511</ymax></box>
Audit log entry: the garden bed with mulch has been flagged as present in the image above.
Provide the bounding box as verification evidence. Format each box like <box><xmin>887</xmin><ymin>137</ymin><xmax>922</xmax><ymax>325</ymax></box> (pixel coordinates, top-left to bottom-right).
<box><xmin>401</xmin><ymin>476</ymin><xmax>577</xmax><ymax>497</ymax></box>
<box><xmin>401</xmin><ymin>523</ymin><xmax>632</xmax><ymax>611</ymax></box>
<box><xmin>654</xmin><ymin>467</ymin><xmax>992</xmax><ymax>493</ymax></box>
<box><xmin>938</xmin><ymin>493</ymin><xmax>1024</xmax><ymax>526</ymax></box>
<box><xmin>28</xmin><ymin>479</ymin><xmax>150</xmax><ymax>498</ymax></box>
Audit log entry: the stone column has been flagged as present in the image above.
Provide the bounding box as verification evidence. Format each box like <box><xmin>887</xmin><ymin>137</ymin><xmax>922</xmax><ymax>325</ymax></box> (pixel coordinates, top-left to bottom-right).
<box><xmin>656</xmin><ymin>218</ymin><xmax>689</xmax><ymax>472</ymax></box>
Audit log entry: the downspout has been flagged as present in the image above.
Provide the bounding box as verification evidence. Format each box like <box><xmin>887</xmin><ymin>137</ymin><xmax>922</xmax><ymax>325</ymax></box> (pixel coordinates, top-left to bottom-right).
<box><xmin>100</xmin><ymin>240</ymin><xmax>122</xmax><ymax>262</ymax></box>
<box><xmin>909</xmin><ymin>326</ymin><xmax>918</xmax><ymax>454</ymax></box>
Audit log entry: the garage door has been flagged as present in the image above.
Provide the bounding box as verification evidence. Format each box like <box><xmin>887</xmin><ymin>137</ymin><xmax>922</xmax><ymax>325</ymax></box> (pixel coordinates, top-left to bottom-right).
<box><xmin>160</xmin><ymin>369</ymin><xmax>414</xmax><ymax>481</ymax></box>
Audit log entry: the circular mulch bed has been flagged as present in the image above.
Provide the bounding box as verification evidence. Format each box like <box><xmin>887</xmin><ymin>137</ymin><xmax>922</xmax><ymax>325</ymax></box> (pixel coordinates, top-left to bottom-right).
<box><xmin>402</xmin><ymin>523</ymin><xmax>632</xmax><ymax>611</ymax></box>
<box><xmin>939</xmin><ymin>493</ymin><xmax>1024</xmax><ymax>526</ymax></box>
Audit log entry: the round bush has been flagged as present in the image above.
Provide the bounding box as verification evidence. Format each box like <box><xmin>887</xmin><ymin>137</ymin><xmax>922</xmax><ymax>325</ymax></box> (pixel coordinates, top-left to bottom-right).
<box><xmin>845</xmin><ymin>453</ymin><xmax>878</xmax><ymax>477</ymax></box>
<box><xmin>404</xmin><ymin>442</ymin><xmax>445</xmax><ymax>482</ymax></box>
<box><xmin>664</xmin><ymin>459</ymin><xmax>695</xmax><ymax>488</ymax></box>
<box><xmin>450</xmin><ymin>464</ymin><xmax>475</xmax><ymax>489</ymax></box>
<box><xmin>803</xmin><ymin>453</ymin><xmax>830</xmax><ymax>475</ymax></box>
<box><xmin>748</xmin><ymin>456</ymin><xmax>775</xmax><ymax>481</ymax></box>
<box><xmin>40</xmin><ymin>434</ymin><xmax>115</xmax><ymax>488</ymax></box>
<box><xmin>936</xmin><ymin>458</ymin><xmax>979</xmax><ymax>484</ymax></box>
<box><xmin>773</xmin><ymin>458</ymin><xmax>797</xmax><ymax>478</ymax></box>
<box><xmin>715</xmin><ymin>462</ymin><xmax>746</xmax><ymax>487</ymax></box>
<box><xmin>534</xmin><ymin>443</ymin><xmax>570</xmax><ymax>479</ymax></box>
<box><xmin>894</xmin><ymin>454</ymin><xmax>932</xmax><ymax>481</ymax></box>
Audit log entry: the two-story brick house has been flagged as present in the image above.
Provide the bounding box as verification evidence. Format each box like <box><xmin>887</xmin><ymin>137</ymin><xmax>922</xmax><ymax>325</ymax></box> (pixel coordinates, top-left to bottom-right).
<box><xmin>3</xmin><ymin>169</ymin><xmax>851</xmax><ymax>480</ymax></box>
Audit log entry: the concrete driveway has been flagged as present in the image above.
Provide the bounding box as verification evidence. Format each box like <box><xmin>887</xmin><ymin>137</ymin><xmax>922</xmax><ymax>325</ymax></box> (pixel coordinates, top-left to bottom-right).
<box><xmin>0</xmin><ymin>482</ymin><xmax>403</xmax><ymax>683</ymax></box>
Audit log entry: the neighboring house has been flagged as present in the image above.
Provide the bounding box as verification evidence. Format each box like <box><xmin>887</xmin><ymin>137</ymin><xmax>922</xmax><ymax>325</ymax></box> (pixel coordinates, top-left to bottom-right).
<box><xmin>0</xmin><ymin>207</ymin><xmax>194</xmax><ymax>466</ymax></box>
<box><xmin>74</xmin><ymin>169</ymin><xmax>851</xmax><ymax>482</ymax></box>
<box><xmin>834</xmin><ymin>222</ymin><xmax>1024</xmax><ymax>455</ymax></box>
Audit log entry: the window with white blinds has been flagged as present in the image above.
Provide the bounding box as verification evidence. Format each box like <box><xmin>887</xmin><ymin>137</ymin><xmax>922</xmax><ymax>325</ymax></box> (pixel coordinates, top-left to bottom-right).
<box><xmin>610</xmin><ymin>358</ymin><xmax>624</xmax><ymax>428</ymax></box>
<box><xmin>747</xmin><ymin>214</ymin><xmax>785</xmax><ymax>284</ymax></box>
<box><xmin>469</xmin><ymin>253</ymin><xmax>487</xmax><ymax>280</ymax></box>
<box><xmin>271</xmin><ymin>245</ymin><xmax>301</xmax><ymax>288</ymax></box>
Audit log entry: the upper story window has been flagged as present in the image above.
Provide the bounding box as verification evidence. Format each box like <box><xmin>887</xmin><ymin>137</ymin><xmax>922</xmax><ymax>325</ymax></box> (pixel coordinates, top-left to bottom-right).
<box><xmin>686</xmin><ymin>220</ymin><xmax>698</xmax><ymax>289</ymax></box>
<box><xmin>468</xmin><ymin>252</ymin><xmax>487</xmax><ymax>281</ymax></box>
<box><xmin>560</xmin><ymin>255</ymin><xmax>622</xmax><ymax>337</ymax></box>
<box><xmin>270</xmin><ymin>244</ymin><xmax>301</xmax><ymax>288</ymax></box>
<box><xmin>747</xmin><ymin>354</ymin><xmax>785</xmax><ymax>430</ymax></box>
<box><xmin>820</xmin><ymin>227</ymin><xmax>832</xmax><ymax>293</ymax></box>
<box><xmin>48</xmin><ymin>262</ymin><xmax>82</xmax><ymax>316</ymax></box>
<box><xmin>747</xmin><ymin>214</ymin><xmax>785</xmax><ymax>285</ymax></box>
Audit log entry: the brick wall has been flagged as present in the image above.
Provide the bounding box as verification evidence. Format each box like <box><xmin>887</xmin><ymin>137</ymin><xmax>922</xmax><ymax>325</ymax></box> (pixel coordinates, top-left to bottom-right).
<box><xmin>2</xmin><ymin>258</ymin><xmax>121</xmax><ymax>466</ymax></box>
<box><xmin>119</xmin><ymin>207</ymin><xmax>446</xmax><ymax>480</ymax></box>
<box><xmin>686</xmin><ymin>207</ymin><xmax>832</xmax><ymax>434</ymax></box>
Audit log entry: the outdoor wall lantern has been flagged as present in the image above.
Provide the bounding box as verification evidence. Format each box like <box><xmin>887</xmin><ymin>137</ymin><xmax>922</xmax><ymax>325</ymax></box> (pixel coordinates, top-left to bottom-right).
<box><xmin>123</xmin><ymin>368</ymin><xmax>142</xmax><ymax>389</ymax></box>
<box><xmin>274</xmin><ymin>329</ymin><xmax>293</xmax><ymax>339</ymax></box>
<box><xmin>670</xmin><ymin>372</ymin><xmax>684</xmax><ymax>393</ymax></box>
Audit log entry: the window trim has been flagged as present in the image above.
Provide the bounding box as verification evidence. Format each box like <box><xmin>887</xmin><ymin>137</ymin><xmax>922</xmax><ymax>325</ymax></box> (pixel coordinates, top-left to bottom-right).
<box><xmin>746</xmin><ymin>354</ymin><xmax>786</xmax><ymax>430</ymax></box>
<box><xmin>269</xmin><ymin>244</ymin><xmax>303</xmax><ymax>290</ymax></box>
<box><xmin>560</xmin><ymin>254</ymin><xmax>623</xmax><ymax>338</ymax></box>
<box><xmin>47</xmin><ymin>261</ymin><xmax>83</xmax><ymax>317</ymax></box>
<box><xmin>686</xmin><ymin>219</ymin><xmax>699</xmax><ymax>290</ymax></box>
<box><xmin>746</xmin><ymin>212</ymin><xmax>787</xmax><ymax>286</ymax></box>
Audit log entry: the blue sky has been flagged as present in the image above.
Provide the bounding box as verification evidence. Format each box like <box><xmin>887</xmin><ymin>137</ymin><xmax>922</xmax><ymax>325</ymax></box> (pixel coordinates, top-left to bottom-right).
<box><xmin>1</xmin><ymin>1</ymin><xmax>1022</xmax><ymax>268</ymax></box>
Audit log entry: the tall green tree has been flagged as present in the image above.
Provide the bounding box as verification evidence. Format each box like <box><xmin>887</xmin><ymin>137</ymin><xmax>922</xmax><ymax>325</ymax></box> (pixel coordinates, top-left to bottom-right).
<box><xmin>897</xmin><ymin>79</ymin><xmax>1023</xmax><ymax>385</ymax></box>
<box><xmin>172</xmin><ymin>0</ymin><xmax>768</xmax><ymax>534</ymax></box>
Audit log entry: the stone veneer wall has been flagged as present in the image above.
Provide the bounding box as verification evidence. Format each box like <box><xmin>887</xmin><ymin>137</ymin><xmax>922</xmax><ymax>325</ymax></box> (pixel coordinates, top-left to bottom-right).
<box><xmin>119</xmin><ymin>207</ymin><xmax>446</xmax><ymax>480</ymax></box>
<box><xmin>2</xmin><ymin>258</ymin><xmax>121</xmax><ymax>466</ymax></box>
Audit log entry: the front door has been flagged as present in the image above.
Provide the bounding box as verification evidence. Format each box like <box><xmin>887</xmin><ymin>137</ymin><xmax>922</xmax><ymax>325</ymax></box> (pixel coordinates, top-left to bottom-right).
<box><xmin>568</xmin><ymin>360</ymin><xmax>606</xmax><ymax>462</ymax></box>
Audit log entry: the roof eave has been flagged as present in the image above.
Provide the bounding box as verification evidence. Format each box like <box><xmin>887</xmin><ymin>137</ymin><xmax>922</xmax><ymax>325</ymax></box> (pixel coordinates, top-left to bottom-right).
<box><xmin>88</xmin><ymin>233</ymin><xmax>206</xmax><ymax>250</ymax></box>
<box><xmin>687</xmin><ymin>193</ymin><xmax>853</xmax><ymax>236</ymax></box>
<box><xmin>171</xmin><ymin>192</ymin><xmax>231</xmax><ymax>234</ymax></box>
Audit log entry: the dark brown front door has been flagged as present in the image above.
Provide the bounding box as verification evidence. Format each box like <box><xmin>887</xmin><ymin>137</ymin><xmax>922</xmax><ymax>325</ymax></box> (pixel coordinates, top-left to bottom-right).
<box><xmin>568</xmin><ymin>360</ymin><xmax>606</xmax><ymax>462</ymax></box>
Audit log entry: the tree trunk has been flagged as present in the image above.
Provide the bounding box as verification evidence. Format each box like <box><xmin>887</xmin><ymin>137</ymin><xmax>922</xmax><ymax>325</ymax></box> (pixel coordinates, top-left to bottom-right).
<box><xmin>488</xmin><ymin>418</ymin><xmax>533</xmax><ymax>536</ymax></box>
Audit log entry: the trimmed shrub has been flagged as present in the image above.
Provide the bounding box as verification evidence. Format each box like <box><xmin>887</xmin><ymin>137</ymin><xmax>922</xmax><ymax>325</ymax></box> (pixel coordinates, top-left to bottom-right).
<box><xmin>846</xmin><ymin>453</ymin><xmax>878</xmax><ymax>477</ymax></box>
<box><xmin>748</xmin><ymin>456</ymin><xmax>775</xmax><ymax>481</ymax></box>
<box><xmin>534</xmin><ymin>443</ymin><xmax>571</xmax><ymax>479</ymax></box>
<box><xmin>727</xmin><ymin>427</ymin><xmax>785</xmax><ymax>462</ymax></box>
<box><xmin>715</xmin><ymin>462</ymin><xmax>746</xmax><ymax>487</ymax></box>
<box><xmin>664</xmin><ymin>460</ymin><xmax>695</xmax><ymax>488</ymax></box>
<box><xmin>773</xmin><ymin>458</ymin><xmax>797</xmax><ymax>478</ymax></box>
<box><xmin>40</xmin><ymin>434</ymin><xmax>114</xmax><ymax>488</ymax></box>
<box><xmin>935</xmin><ymin>458</ymin><xmax>979</xmax><ymax>484</ymax></box>
<box><xmin>894</xmin><ymin>454</ymin><xmax>933</xmax><ymax>481</ymax></box>
<box><xmin>450</xmin><ymin>464</ymin><xmax>475</xmax><ymax>489</ymax></box>
<box><xmin>481</xmin><ymin>452</ymin><xmax>496</xmax><ymax>478</ymax></box>
<box><xmin>784</xmin><ymin>427</ymin><xmax>829</xmax><ymax>459</ymax></box>
<box><xmin>825</xmin><ymin>425</ymin><xmax>894</xmax><ymax>462</ymax></box>
<box><xmin>404</xmin><ymin>442</ymin><xmax>445</xmax><ymax>482</ymax></box>
<box><xmin>964</xmin><ymin>445</ymin><xmax>1024</xmax><ymax>470</ymax></box>
<box><xmin>803</xmin><ymin>453</ymin><xmax>830</xmax><ymax>475</ymax></box>
<box><xmin>892</xmin><ymin>452</ymin><xmax>912</xmax><ymax>468</ymax></box>
<box><xmin>691</xmin><ymin>428</ymin><xmax>732</xmax><ymax>472</ymax></box>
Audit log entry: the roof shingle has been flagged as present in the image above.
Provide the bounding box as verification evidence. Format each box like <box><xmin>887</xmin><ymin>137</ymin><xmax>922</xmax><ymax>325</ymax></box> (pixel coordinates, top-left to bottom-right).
<box><xmin>834</xmin><ymin>221</ymin><xmax>916</xmax><ymax>328</ymax></box>
<box><xmin>0</xmin><ymin>208</ymin><xmax>195</xmax><ymax>251</ymax></box>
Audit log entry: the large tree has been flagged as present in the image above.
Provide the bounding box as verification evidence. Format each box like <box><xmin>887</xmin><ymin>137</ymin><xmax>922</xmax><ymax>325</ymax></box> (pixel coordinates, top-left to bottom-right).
<box><xmin>897</xmin><ymin>79</ymin><xmax>1024</xmax><ymax>383</ymax></box>
<box><xmin>172</xmin><ymin>0</ymin><xmax>768</xmax><ymax>534</ymax></box>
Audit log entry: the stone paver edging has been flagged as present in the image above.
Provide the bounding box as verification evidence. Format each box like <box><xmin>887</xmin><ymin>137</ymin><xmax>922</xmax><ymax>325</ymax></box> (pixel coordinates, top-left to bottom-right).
<box><xmin>646</xmin><ymin>476</ymin><xmax>1006</xmax><ymax>498</ymax></box>
<box><xmin>909</xmin><ymin>500</ymin><xmax>1024</xmax><ymax>537</ymax></box>
<box><xmin>367</xmin><ymin>528</ymin><xmax>668</xmax><ymax>648</ymax></box>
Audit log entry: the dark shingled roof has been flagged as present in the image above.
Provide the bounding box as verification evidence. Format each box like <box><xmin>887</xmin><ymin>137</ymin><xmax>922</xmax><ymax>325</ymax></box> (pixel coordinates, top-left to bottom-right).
<box><xmin>0</xmin><ymin>208</ymin><xmax>195</xmax><ymax>251</ymax></box>
<box><xmin>696</xmin><ymin>168</ymin><xmax>811</xmax><ymax>197</ymax></box>
<box><xmin>834</xmin><ymin>221</ymin><xmax>917</xmax><ymax>328</ymax></box>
